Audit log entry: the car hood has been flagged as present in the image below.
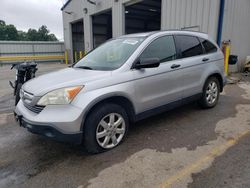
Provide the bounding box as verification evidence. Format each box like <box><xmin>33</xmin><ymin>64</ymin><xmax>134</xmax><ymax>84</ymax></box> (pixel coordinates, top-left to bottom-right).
<box><xmin>23</xmin><ymin>67</ymin><xmax>112</xmax><ymax>96</ymax></box>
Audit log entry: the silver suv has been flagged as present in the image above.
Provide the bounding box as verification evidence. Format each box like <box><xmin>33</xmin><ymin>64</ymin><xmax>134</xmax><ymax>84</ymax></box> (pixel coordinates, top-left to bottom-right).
<box><xmin>15</xmin><ymin>31</ymin><xmax>226</xmax><ymax>153</ymax></box>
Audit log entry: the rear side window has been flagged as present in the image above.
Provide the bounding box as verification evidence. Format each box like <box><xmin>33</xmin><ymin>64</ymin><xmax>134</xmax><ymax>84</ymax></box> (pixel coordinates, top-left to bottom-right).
<box><xmin>199</xmin><ymin>38</ymin><xmax>218</xmax><ymax>53</ymax></box>
<box><xmin>175</xmin><ymin>35</ymin><xmax>203</xmax><ymax>58</ymax></box>
<box><xmin>140</xmin><ymin>35</ymin><xmax>176</xmax><ymax>63</ymax></box>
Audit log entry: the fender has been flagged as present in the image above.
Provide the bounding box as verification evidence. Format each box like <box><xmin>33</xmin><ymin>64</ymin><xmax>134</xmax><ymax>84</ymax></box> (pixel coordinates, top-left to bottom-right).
<box><xmin>80</xmin><ymin>92</ymin><xmax>136</xmax><ymax>131</ymax></box>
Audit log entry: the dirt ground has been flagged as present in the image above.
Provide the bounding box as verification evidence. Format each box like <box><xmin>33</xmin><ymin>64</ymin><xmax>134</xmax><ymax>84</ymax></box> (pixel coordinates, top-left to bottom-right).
<box><xmin>0</xmin><ymin>63</ymin><xmax>250</xmax><ymax>188</ymax></box>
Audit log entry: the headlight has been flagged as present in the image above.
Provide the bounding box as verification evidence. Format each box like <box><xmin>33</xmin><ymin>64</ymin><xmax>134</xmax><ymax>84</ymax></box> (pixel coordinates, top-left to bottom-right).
<box><xmin>37</xmin><ymin>86</ymin><xmax>83</xmax><ymax>106</ymax></box>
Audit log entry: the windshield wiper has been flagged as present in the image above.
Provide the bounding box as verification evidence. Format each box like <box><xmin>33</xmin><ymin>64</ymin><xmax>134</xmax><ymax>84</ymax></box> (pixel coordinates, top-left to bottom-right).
<box><xmin>76</xmin><ymin>66</ymin><xmax>93</xmax><ymax>70</ymax></box>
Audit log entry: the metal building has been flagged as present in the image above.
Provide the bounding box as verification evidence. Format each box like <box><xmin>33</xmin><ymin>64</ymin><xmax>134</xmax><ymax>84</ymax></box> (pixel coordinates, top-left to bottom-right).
<box><xmin>62</xmin><ymin>0</ymin><xmax>250</xmax><ymax>69</ymax></box>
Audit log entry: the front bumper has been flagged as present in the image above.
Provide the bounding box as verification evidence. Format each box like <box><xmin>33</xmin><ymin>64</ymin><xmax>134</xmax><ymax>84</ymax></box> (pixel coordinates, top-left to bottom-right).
<box><xmin>14</xmin><ymin>112</ymin><xmax>82</xmax><ymax>144</ymax></box>
<box><xmin>14</xmin><ymin>100</ymin><xmax>84</xmax><ymax>144</ymax></box>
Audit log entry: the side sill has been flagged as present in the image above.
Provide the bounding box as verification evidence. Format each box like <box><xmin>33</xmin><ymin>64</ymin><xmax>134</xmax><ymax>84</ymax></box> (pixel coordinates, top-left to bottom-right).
<box><xmin>134</xmin><ymin>93</ymin><xmax>202</xmax><ymax>122</ymax></box>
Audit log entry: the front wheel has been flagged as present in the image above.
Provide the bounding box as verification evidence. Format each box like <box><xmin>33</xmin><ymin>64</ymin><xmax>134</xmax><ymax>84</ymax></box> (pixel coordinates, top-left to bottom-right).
<box><xmin>83</xmin><ymin>103</ymin><xmax>129</xmax><ymax>154</ymax></box>
<box><xmin>199</xmin><ymin>77</ymin><xmax>220</xmax><ymax>108</ymax></box>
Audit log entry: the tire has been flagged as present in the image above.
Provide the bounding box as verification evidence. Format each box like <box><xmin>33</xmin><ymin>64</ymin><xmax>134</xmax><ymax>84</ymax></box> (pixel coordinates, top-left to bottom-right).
<box><xmin>83</xmin><ymin>103</ymin><xmax>129</xmax><ymax>154</ymax></box>
<box><xmin>15</xmin><ymin>83</ymin><xmax>22</xmax><ymax>105</ymax></box>
<box><xmin>199</xmin><ymin>77</ymin><xmax>220</xmax><ymax>109</ymax></box>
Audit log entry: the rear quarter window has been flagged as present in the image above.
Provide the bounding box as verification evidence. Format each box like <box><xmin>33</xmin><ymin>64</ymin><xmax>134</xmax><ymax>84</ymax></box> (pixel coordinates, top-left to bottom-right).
<box><xmin>199</xmin><ymin>38</ymin><xmax>218</xmax><ymax>54</ymax></box>
<box><xmin>174</xmin><ymin>35</ymin><xmax>203</xmax><ymax>58</ymax></box>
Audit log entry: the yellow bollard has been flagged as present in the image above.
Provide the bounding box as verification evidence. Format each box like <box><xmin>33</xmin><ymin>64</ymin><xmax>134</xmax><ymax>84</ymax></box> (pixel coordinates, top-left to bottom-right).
<box><xmin>222</xmin><ymin>41</ymin><xmax>231</xmax><ymax>76</ymax></box>
<box><xmin>225</xmin><ymin>46</ymin><xmax>230</xmax><ymax>76</ymax></box>
<box><xmin>79</xmin><ymin>51</ymin><xmax>83</xmax><ymax>59</ymax></box>
<box><xmin>74</xmin><ymin>51</ymin><xmax>78</xmax><ymax>63</ymax></box>
<box><xmin>65</xmin><ymin>50</ymin><xmax>68</xmax><ymax>65</ymax></box>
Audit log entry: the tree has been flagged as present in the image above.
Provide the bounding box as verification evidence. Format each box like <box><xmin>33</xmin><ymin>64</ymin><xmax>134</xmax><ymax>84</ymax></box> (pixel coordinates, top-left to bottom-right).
<box><xmin>25</xmin><ymin>25</ymin><xmax>58</xmax><ymax>41</ymax></box>
<box><xmin>27</xmin><ymin>29</ymin><xmax>39</xmax><ymax>41</ymax></box>
<box><xmin>48</xmin><ymin>33</ymin><xmax>58</xmax><ymax>41</ymax></box>
<box><xmin>18</xmin><ymin>31</ymin><xmax>27</xmax><ymax>41</ymax></box>
<box><xmin>5</xmin><ymin>24</ymin><xmax>19</xmax><ymax>40</ymax></box>
<box><xmin>38</xmin><ymin>25</ymin><xmax>49</xmax><ymax>41</ymax></box>
<box><xmin>0</xmin><ymin>20</ymin><xmax>58</xmax><ymax>41</ymax></box>
<box><xmin>0</xmin><ymin>20</ymin><xmax>6</xmax><ymax>40</ymax></box>
<box><xmin>0</xmin><ymin>20</ymin><xmax>5</xmax><ymax>26</ymax></box>
<box><xmin>0</xmin><ymin>22</ymin><xmax>19</xmax><ymax>41</ymax></box>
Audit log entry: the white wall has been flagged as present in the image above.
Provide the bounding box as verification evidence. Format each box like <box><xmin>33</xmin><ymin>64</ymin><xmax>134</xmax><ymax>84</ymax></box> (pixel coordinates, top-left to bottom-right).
<box><xmin>222</xmin><ymin>0</ymin><xmax>250</xmax><ymax>70</ymax></box>
<box><xmin>62</xmin><ymin>0</ymin><xmax>250</xmax><ymax>69</ymax></box>
<box><xmin>62</xmin><ymin>0</ymin><xmax>131</xmax><ymax>63</ymax></box>
<box><xmin>63</xmin><ymin>0</ymin><xmax>221</xmax><ymax>63</ymax></box>
<box><xmin>161</xmin><ymin>0</ymin><xmax>220</xmax><ymax>40</ymax></box>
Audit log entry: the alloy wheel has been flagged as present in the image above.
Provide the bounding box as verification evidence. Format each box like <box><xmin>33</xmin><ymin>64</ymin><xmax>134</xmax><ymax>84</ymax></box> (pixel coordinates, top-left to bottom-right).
<box><xmin>206</xmin><ymin>81</ymin><xmax>218</xmax><ymax>105</ymax></box>
<box><xmin>96</xmin><ymin>113</ymin><xmax>126</xmax><ymax>149</ymax></box>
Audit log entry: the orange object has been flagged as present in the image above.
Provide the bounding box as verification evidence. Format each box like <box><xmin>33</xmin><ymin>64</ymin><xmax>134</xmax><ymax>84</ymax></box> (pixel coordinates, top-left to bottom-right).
<box><xmin>66</xmin><ymin>86</ymin><xmax>82</xmax><ymax>100</ymax></box>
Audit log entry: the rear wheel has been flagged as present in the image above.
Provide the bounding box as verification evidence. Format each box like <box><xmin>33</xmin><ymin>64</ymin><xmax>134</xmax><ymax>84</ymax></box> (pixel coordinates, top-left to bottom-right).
<box><xmin>83</xmin><ymin>103</ymin><xmax>129</xmax><ymax>154</ymax></box>
<box><xmin>199</xmin><ymin>77</ymin><xmax>220</xmax><ymax>108</ymax></box>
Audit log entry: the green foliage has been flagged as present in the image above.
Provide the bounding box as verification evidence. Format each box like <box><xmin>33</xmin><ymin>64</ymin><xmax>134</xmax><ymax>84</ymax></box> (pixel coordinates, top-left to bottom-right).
<box><xmin>0</xmin><ymin>20</ymin><xmax>58</xmax><ymax>41</ymax></box>
<box><xmin>0</xmin><ymin>20</ymin><xmax>5</xmax><ymax>26</ymax></box>
<box><xmin>48</xmin><ymin>34</ymin><xmax>58</xmax><ymax>41</ymax></box>
<box><xmin>0</xmin><ymin>20</ymin><xmax>19</xmax><ymax>40</ymax></box>
<box><xmin>5</xmin><ymin>24</ymin><xmax>19</xmax><ymax>40</ymax></box>
<box><xmin>27</xmin><ymin>29</ymin><xmax>39</xmax><ymax>41</ymax></box>
<box><xmin>0</xmin><ymin>20</ymin><xmax>6</xmax><ymax>40</ymax></box>
<box><xmin>18</xmin><ymin>31</ymin><xmax>27</xmax><ymax>41</ymax></box>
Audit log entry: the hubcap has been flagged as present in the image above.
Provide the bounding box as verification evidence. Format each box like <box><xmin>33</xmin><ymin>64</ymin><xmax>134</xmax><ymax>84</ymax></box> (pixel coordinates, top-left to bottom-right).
<box><xmin>96</xmin><ymin>113</ymin><xmax>126</xmax><ymax>149</ymax></box>
<box><xmin>206</xmin><ymin>81</ymin><xmax>218</xmax><ymax>104</ymax></box>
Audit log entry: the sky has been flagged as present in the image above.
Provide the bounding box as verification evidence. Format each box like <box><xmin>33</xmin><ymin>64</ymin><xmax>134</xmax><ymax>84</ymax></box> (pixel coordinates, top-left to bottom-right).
<box><xmin>0</xmin><ymin>0</ymin><xmax>67</xmax><ymax>41</ymax></box>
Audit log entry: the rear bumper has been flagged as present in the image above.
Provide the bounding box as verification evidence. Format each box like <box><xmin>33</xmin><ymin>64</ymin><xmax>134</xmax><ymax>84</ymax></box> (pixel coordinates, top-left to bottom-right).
<box><xmin>14</xmin><ymin>112</ymin><xmax>82</xmax><ymax>144</ymax></box>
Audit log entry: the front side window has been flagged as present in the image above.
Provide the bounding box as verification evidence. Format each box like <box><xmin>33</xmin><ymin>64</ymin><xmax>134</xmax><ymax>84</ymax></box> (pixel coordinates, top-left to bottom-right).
<box><xmin>175</xmin><ymin>35</ymin><xmax>203</xmax><ymax>58</ymax></box>
<box><xmin>74</xmin><ymin>37</ymin><xmax>145</xmax><ymax>70</ymax></box>
<box><xmin>199</xmin><ymin>38</ymin><xmax>218</xmax><ymax>54</ymax></box>
<box><xmin>140</xmin><ymin>35</ymin><xmax>176</xmax><ymax>63</ymax></box>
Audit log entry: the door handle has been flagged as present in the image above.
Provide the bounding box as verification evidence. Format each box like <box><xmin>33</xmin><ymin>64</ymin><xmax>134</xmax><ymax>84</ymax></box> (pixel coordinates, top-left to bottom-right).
<box><xmin>171</xmin><ymin>64</ymin><xmax>181</xmax><ymax>69</ymax></box>
<box><xmin>202</xmin><ymin>58</ymin><xmax>210</xmax><ymax>62</ymax></box>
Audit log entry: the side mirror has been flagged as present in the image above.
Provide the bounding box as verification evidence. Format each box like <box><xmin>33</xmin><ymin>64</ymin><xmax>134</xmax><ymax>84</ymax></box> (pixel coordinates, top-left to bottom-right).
<box><xmin>134</xmin><ymin>58</ymin><xmax>160</xmax><ymax>69</ymax></box>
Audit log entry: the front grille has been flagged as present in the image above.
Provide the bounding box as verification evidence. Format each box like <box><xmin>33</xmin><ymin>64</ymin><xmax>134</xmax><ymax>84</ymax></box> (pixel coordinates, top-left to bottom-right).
<box><xmin>21</xmin><ymin>90</ymin><xmax>33</xmax><ymax>104</ymax></box>
<box><xmin>23</xmin><ymin>102</ymin><xmax>44</xmax><ymax>114</ymax></box>
<box><xmin>21</xmin><ymin>90</ymin><xmax>44</xmax><ymax>114</ymax></box>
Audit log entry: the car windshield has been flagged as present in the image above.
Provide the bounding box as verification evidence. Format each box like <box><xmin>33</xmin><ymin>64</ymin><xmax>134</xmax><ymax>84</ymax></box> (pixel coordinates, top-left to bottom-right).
<box><xmin>74</xmin><ymin>37</ymin><xmax>145</xmax><ymax>71</ymax></box>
